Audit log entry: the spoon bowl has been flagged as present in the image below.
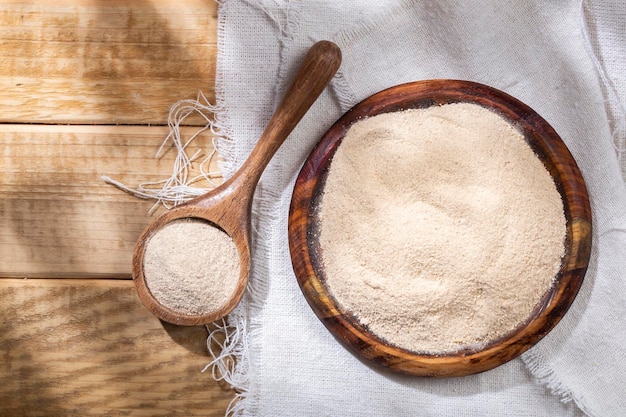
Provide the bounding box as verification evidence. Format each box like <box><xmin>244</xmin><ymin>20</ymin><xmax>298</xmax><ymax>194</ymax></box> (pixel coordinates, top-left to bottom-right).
<box><xmin>133</xmin><ymin>40</ymin><xmax>342</xmax><ymax>326</ymax></box>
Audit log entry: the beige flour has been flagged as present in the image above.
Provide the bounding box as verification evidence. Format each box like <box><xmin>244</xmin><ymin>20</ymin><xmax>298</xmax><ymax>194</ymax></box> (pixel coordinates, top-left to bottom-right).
<box><xmin>319</xmin><ymin>102</ymin><xmax>566</xmax><ymax>354</ymax></box>
<box><xmin>143</xmin><ymin>218</ymin><xmax>240</xmax><ymax>316</ymax></box>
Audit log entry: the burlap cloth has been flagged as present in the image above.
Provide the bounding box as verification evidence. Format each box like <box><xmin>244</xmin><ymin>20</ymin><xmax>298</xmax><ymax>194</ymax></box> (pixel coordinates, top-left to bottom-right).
<box><xmin>207</xmin><ymin>1</ymin><xmax>626</xmax><ymax>416</ymax></box>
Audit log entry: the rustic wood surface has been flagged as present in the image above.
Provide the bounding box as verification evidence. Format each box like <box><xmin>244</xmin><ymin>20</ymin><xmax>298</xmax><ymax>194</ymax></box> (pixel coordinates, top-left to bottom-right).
<box><xmin>0</xmin><ymin>1</ymin><xmax>233</xmax><ymax>415</ymax></box>
<box><xmin>0</xmin><ymin>0</ymin><xmax>217</xmax><ymax>124</ymax></box>
<box><xmin>288</xmin><ymin>79</ymin><xmax>592</xmax><ymax>377</ymax></box>
<box><xmin>0</xmin><ymin>279</ymin><xmax>231</xmax><ymax>417</ymax></box>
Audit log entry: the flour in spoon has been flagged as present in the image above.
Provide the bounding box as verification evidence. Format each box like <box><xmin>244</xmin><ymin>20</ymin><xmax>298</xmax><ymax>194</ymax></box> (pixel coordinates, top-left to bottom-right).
<box><xmin>143</xmin><ymin>218</ymin><xmax>240</xmax><ymax>316</ymax></box>
<box><xmin>318</xmin><ymin>103</ymin><xmax>566</xmax><ymax>354</ymax></box>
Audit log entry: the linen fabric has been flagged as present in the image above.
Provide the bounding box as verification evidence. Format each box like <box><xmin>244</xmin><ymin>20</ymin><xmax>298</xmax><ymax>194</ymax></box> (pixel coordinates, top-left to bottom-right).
<box><xmin>212</xmin><ymin>1</ymin><xmax>626</xmax><ymax>416</ymax></box>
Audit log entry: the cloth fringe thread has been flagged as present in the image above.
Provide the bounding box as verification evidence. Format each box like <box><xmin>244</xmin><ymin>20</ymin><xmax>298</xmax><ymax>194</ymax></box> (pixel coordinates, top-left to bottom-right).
<box><xmin>102</xmin><ymin>91</ymin><xmax>226</xmax><ymax>214</ymax></box>
<box><xmin>203</xmin><ymin>318</ymin><xmax>251</xmax><ymax>416</ymax></box>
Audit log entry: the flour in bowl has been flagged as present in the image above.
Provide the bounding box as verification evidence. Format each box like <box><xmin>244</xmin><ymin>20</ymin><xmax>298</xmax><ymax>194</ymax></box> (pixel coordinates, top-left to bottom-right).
<box><xmin>318</xmin><ymin>102</ymin><xmax>566</xmax><ymax>353</ymax></box>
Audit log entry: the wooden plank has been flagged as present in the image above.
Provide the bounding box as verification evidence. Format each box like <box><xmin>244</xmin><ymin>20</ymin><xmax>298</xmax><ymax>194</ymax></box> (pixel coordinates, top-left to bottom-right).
<box><xmin>0</xmin><ymin>124</ymin><xmax>222</xmax><ymax>277</ymax></box>
<box><xmin>0</xmin><ymin>278</ymin><xmax>233</xmax><ymax>416</ymax></box>
<box><xmin>0</xmin><ymin>0</ymin><xmax>217</xmax><ymax>124</ymax></box>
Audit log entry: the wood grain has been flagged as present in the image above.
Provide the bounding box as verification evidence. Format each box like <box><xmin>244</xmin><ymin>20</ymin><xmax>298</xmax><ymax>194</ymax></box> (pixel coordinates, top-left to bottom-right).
<box><xmin>0</xmin><ymin>124</ymin><xmax>221</xmax><ymax>278</ymax></box>
<box><xmin>0</xmin><ymin>0</ymin><xmax>217</xmax><ymax>124</ymax></box>
<box><xmin>1</xmin><ymin>2</ymin><xmax>233</xmax><ymax>413</ymax></box>
<box><xmin>0</xmin><ymin>278</ymin><xmax>233</xmax><ymax>416</ymax></box>
<box><xmin>288</xmin><ymin>79</ymin><xmax>592</xmax><ymax>377</ymax></box>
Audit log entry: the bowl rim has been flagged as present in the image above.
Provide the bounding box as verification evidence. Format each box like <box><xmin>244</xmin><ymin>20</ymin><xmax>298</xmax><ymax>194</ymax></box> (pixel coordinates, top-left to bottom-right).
<box><xmin>288</xmin><ymin>79</ymin><xmax>592</xmax><ymax>377</ymax></box>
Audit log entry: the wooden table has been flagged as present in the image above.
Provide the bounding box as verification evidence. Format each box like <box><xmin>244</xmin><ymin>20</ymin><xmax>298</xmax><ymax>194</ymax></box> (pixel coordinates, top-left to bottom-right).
<box><xmin>0</xmin><ymin>1</ymin><xmax>233</xmax><ymax>415</ymax></box>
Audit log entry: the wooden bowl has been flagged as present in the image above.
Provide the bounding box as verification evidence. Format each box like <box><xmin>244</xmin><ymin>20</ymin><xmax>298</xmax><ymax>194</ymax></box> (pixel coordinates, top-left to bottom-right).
<box><xmin>288</xmin><ymin>79</ymin><xmax>592</xmax><ymax>377</ymax></box>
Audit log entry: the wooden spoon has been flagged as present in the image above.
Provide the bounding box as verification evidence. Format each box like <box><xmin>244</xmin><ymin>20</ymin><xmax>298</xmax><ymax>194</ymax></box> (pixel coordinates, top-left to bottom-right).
<box><xmin>133</xmin><ymin>40</ymin><xmax>341</xmax><ymax>326</ymax></box>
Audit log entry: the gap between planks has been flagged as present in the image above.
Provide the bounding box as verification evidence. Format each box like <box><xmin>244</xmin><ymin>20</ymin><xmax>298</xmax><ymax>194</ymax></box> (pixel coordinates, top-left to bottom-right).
<box><xmin>0</xmin><ymin>123</ymin><xmax>223</xmax><ymax>278</ymax></box>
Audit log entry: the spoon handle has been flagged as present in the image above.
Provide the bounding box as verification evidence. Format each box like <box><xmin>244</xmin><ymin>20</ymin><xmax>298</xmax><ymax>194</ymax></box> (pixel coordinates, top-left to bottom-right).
<box><xmin>234</xmin><ymin>40</ymin><xmax>341</xmax><ymax>188</ymax></box>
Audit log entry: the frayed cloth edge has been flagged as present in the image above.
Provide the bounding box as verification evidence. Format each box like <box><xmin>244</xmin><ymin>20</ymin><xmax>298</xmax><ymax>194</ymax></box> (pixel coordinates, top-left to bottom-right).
<box><xmin>204</xmin><ymin>1</ymin><xmax>309</xmax><ymax>416</ymax></box>
<box><xmin>203</xmin><ymin>317</ymin><xmax>252</xmax><ymax>416</ymax></box>
<box><xmin>200</xmin><ymin>2</ymin><xmax>255</xmax><ymax>416</ymax></box>
<box><xmin>522</xmin><ymin>351</ymin><xmax>595</xmax><ymax>417</ymax></box>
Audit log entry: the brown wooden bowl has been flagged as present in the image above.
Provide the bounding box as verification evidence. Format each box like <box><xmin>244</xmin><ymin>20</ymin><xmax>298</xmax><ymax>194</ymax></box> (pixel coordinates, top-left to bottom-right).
<box><xmin>288</xmin><ymin>79</ymin><xmax>592</xmax><ymax>377</ymax></box>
